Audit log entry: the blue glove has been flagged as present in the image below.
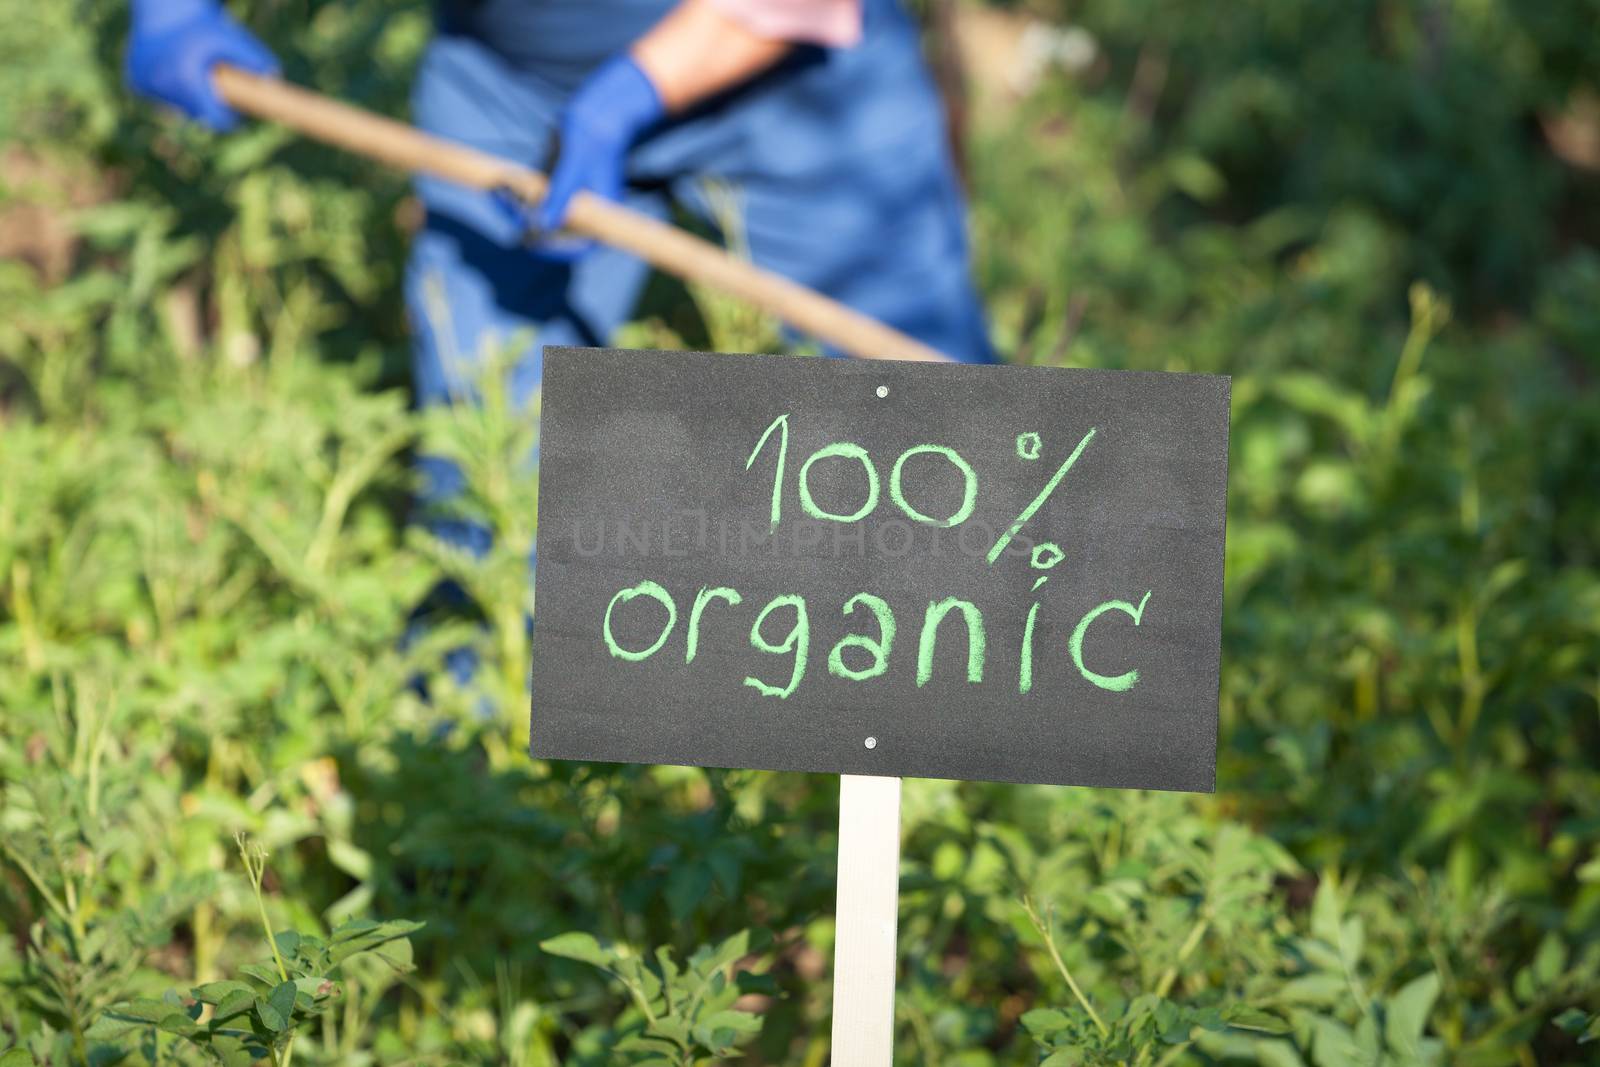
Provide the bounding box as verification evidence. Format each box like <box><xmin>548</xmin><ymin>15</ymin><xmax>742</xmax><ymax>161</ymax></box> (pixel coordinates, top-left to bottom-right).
<box><xmin>498</xmin><ymin>54</ymin><xmax>665</xmax><ymax>259</ymax></box>
<box><xmin>126</xmin><ymin>0</ymin><xmax>280</xmax><ymax>132</ymax></box>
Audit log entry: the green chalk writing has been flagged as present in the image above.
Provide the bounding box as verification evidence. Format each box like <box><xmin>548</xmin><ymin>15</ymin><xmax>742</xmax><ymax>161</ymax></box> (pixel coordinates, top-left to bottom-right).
<box><xmin>918</xmin><ymin>597</ymin><xmax>985</xmax><ymax>687</ymax></box>
<box><xmin>889</xmin><ymin>444</ymin><xmax>978</xmax><ymax>527</ymax></box>
<box><xmin>828</xmin><ymin>592</ymin><xmax>896</xmax><ymax>681</ymax></box>
<box><xmin>686</xmin><ymin>586</ymin><xmax>742</xmax><ymax>663</ymax></box>
<box><xmin>1070</xmin><ymin>590</ymin><xmax>1153</xmax><ymax>692</ymax></box>
<box><xmin>798</xmin><ymin>442</ymin><xmax>879</xmax><ymax>523</ymax></box>
<box><xmin>599</xmin><ymin>579</ymin><xmax>1154</xmax><ymax>698</ymax></box>
<box><xmin>745</xmin><ymin>594</ymin><xmax>809</xmax><ymax>699</ymax></box>
<box><xmin>1020</xmin><ymin>601</ymin><xmax>1041</xmax><ymax>694</ymax></box>
<box><xmin>987</xmin><ymin>426</ymin><xmax>1097</xmax><ymax>564</ymax></box>
<box><xmin>602</xmin><ymin>419</ymin><xmax>1162</xmax><ymax>698</ymax></box>
<box><xmin>745</xmin><ymin>412</ymin><xmax>790</xmax><ymax>532</ymax></box>
<box><xmin>603</xmin><ymin>580</ymin><xmax>677</xmax><ymax>662</ymax></box>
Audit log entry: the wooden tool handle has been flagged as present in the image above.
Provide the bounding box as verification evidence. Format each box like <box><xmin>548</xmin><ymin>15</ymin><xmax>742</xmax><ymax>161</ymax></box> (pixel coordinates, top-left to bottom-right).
<box><xmin>213</xmin><ymin>66</ymin><xmax>951</xmax><ymax>364</ymax></box>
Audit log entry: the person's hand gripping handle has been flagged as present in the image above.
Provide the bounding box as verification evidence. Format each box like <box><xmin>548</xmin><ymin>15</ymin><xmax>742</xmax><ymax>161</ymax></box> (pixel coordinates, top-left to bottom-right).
<box><xmin>503</xmin><ymin>56</ymin><xmax>666</xmax><ymax>258</ymax></box>
<box><xmin>125</xmin><ymin>0</ymin><xmax>281</xmax><ymax>132</ymax></box>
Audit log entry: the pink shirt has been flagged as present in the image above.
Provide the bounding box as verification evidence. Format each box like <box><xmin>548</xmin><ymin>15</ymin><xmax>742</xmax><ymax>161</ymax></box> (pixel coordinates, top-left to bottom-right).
<box><xmin>708</xmin><ymin>0</ymin><xmax>863</xmax><ymax>47</ymax></box>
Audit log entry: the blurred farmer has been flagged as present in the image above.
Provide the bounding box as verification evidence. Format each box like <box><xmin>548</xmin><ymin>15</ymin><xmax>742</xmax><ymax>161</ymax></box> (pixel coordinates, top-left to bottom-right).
<box><xmin>128</xmin><ymin>0</ymin><xmax>996</xmax><ymax>571</ymax></box>
<box><xmin>126</xmin><ymin>0</ymin><xmax>995</xmax><ymax>369</ymax></box>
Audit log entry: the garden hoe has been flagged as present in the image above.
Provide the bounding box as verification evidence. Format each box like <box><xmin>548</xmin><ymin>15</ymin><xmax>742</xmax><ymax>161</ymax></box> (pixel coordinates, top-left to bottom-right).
<box><xmin>212</xmin><ymin>66</ymin><xmax>951</xmax><ymax>364</ymax></box>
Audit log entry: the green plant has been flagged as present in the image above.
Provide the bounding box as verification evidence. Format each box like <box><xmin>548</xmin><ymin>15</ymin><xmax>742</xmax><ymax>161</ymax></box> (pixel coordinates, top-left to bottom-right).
<box><xmin>539</xmin><ymin>930</ymin><xmax>767</xmax><ymax>1066</ymax></box>
<box><xmin>91</xmin><ymin>836</ymin><xmax>421</xmax><ymax>1067</ymax></box>
<box><xmin>1</xmin><ymin>0</ymin><xmax>1597</xmax><ymax>1063</ymax></box>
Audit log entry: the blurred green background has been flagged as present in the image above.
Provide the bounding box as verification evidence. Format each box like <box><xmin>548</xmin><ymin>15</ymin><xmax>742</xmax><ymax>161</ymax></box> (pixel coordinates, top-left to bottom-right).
<box><xmin>2</xmin><ymin>1</ymin><xmax>1598</xmax><ymax>1064</ymax></box>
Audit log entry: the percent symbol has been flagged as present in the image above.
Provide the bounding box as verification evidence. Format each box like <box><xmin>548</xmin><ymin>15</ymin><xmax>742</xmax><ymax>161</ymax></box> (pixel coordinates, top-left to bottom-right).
<box><xmin>985</xmin><ymin>427</ymin><xmax>1097</xmax><ymax>564</ymax></box>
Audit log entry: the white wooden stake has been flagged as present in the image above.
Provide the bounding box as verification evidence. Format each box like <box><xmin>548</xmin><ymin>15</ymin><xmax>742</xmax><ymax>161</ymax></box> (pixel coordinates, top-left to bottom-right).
<box><xmin>830</xmin><ymin>773</ymin><xmax>903</xmax><ymax>1065</ymax></box>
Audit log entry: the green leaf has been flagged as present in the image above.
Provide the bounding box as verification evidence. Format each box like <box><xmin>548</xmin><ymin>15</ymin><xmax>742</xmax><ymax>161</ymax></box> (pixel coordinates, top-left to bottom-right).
<box><xmin>326</xmin><ymin>838</ymin><xmax>373</xmax><ymax>881</ymax></box>
<box><xmin>329</xmin><ymin>919</ymin><xmax>381</xmax><ymax>942</ymax></box>
<box><xmin>268</xmin><ymin>981</ymin><xmax>298</xmax><ymax>1024</ymax></box>
<box><xmin>1310</xmin><ymin>1017</ymin><xmax>1366</xmax><ymax>1067</ymax></box>
<box><xmin>1021</xmin><ymin>1008</ymin><xmax>1071</xmax><ymax>1036</ymax></box>
<box><xmin>1531</xmin><ymin>934</ymin><xmax>1566</xmax><ymax>988</ymax></box>
<box><xmin>692</xmin><ymin>1023</ymin><xmax>737</xmax><ymax>1053</ymax></box>
<box><xmin>1298</xmin><ymin>939</ymin><xmax>1344</xmax><ymax>973</ymax></box>
<box><xmin>1553</xmin><ymin>1009</ymin><xmax>1599</xmax><ymax>1043</ymax></box>
<box><xmin>375</xmin><ymin>918</ymin><xmax>426</xmax><ymax>940</ymax></box>
<box><xmin>1384</xmin><ymin>972</ymin><xmax>1440</xmax><ymax>1056</ymax></box>
<box><xmin>294</xmin><ymin>975</ymin><xmax>338</xmax><ymax>1001</ymax></box>
<box><xmin>651</xmin><ymin>1015</ymin><xmax>692</xmax><ymax>1046</ymax></box>
<box><xmin>1310</xmin><ymin>877</ymin><xmax>1344</xmax><ymax>946</ymax></box>
<box><xmin>100</xmin><ymin>998</ymin><xmax>171</xmax><ymax>1023</ymax></box>
<box><xmin>191</xmin><ymin>981</ymin><xmax>254</xmax><ymax>1005</ymax></box>
<box><xmin>213</xmin><ymin>989</ymin><xmax>256</xmax><ymax>1023</ymax></box>
<box><xmin>238</xmin><ymin>962</ymin><xmax>283</xmax><ymax>987</ymax></box>
<box><xmin>615</xmin><ymin>1034</ymin><xmax>680</xmax><ymax>1055</ymax></box>
<box><xmin>0</xmin><ymin>1051</ymin><xmax>34</xmax><ymax>1067</ymax></box>
<box><xmin>205</xmin><ymin>1034</ymin><xmax>260</xmax><ymax>1067</ymax></box>
<box><xmin>85</xmin><ymin>1014</ymin><xmax>142</xmax><ymax>1041</ymax></box>
<box><xmin>1255</xmin><ymin>1039</ymin><xmax>1310</xmax><ymax>1067</ymax></box>
<box><xmin>255</xmin><ymin>995</ymin><xmax>286</xmax><ymax>1034</ymax></box>
<box><xmin>698</xmin><ymin>929</ymin><xmax>750</xmax><ymax>976</ymax></box>
<box><xmin>273</xmin><ymin>930</ymin><xmax>301</xmax><ymax>959</ymax></box>
<box><xmin>326</xmin><ymin>919</ymin><xmax>425</xmax><ymax>965</ymax></box>
<box><xmin>539</xmin><ymin>931</ymin><xmax>613</xmax><ymax>968</ymax></box>
<box><xmin>1228</xmin><ymin>1007</ymin><xmax>1292</xmax><ymax>1034</ymax></box>
<box><xmin>655</xmin><ymin>945</ymin><xmax>681</xmax><ymax>987</ymax></box>
<box><xmin>1160</xmin><ymin>1001</ymin><xmax>1193</xmax><ymax>1044</ymax></box>
<box><xmin>1337</xmin><ymin>917</ymin><xmax>1365</xmax><ymax>968</ymax></box>
<box><xmin>1041</xmin><ymin>1049</ymin><xmax>1084</xmax><ymax>1066</ymax></box>
<box><xmin>1280</xmin><ymin>974</ymin><xmax>1345</xmax><ymax>1004</ymax></box>
<box><xmin>1355</xmin><ymin>1012</ymin><xmax>1382</xmax><ymax>1061</ymax></box>
<box><xmin>700</xmin><ymin>1009</ymin><xmax>761</xmax><ymax>1035</ymax></box>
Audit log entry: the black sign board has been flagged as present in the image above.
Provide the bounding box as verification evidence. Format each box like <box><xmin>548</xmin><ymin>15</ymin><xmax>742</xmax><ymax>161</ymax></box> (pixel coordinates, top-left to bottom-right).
<box><xmin>528</xmin><ymin>348</ymin><xmax>1229</xmax><ymax>792</ymax></box>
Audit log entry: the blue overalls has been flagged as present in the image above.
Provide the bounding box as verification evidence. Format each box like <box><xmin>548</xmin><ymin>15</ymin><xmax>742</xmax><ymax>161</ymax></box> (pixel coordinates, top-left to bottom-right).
<box><xmin>407</xmin><ymin>0</ymin><xmax>995</xmax><ymax>395</ymax></box>
<box><xmin>405</xmin><ymin>0</ymin><xmax>995</xmax><ymax>572</ymax></box>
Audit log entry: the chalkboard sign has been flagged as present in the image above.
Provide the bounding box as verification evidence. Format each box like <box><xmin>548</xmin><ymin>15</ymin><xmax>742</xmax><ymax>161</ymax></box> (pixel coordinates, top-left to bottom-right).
<box><xmin>528</xmin><ymin>348</ymin><xmax>1229</xmax><ymax>792</ymax></box>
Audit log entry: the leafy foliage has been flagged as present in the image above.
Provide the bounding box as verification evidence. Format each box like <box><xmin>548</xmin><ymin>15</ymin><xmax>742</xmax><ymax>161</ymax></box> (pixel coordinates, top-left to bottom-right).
<box><xmin>540</xmin><ymin>930</ymin><xmax>765</xmax><ymax>1065</ymax></box>
<box><xmin>1</xmin><ymin>0</ymin><xmax>1597</xmax><ymax>1064</ymax></box>
<box><xmin>90</xmin><ymin>838</ymin><xmax>421</xmax><ymax>1067</ymax></box>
